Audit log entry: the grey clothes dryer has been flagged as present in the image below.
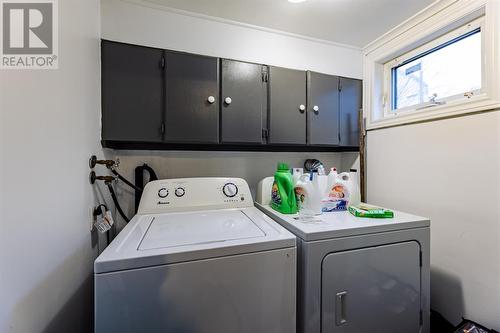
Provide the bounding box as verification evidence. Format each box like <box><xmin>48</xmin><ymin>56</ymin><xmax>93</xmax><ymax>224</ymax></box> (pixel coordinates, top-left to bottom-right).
<box><xmin>256</xmin><ymin>203</ymin><xmax>430</xmax><ymax>333</ymax></box>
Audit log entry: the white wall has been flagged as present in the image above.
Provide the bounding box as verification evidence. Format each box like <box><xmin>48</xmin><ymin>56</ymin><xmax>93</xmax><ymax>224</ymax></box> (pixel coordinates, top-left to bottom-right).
<box><xmin>0</xmin><ymin>0</ymin><xmax>105</xmax><ymax>332</ymax></box>
<box><xmin>366</xmin><ymin>111</ymin><xmax>500</xmax><ymax>330</ymax></box>
<box><xmin>100</xmin><ymin>0</ymin><xmax>362</xmax><ymax>78</ymax></box>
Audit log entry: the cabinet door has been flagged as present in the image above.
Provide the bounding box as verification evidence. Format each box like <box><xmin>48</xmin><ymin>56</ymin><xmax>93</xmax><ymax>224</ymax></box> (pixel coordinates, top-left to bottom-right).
<box><xmin>101</xmin><ymin>41</ymin><xmax>163</xmax><ymax>142</ymax></box>
<box><xmin>221</xmin><ymin>59</ymin><xmax>267</xmax><ymax>144</ymax></box>
<box><xmin>307</xmin><ymin>72</ymin><xmax>340</xmax><ymax>145</ymax></box>
<box><xmin>268</xmin><ymin>67</ymin><xmax>307</xmax><ymax>145</ymax></box>
<box><xmin>339</xmin><ymin>78</ymin><xmax>362</xmax><ymax>147</ymax></box>
<box><xmin>321</xmin><ymin>242</ymin><xmax>421</xmax><ymax>333</ymax></box>
<box><xmin>165</xmin><ymin>52</ymin><xmax>219</xmax><ymax>143</ymax></box>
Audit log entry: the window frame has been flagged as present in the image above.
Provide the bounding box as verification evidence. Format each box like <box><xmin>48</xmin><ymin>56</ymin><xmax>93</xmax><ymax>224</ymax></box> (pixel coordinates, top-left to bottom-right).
<box><xmin>363</xmin><ymin>0</ymin><xmax>500</xmax><ymax>130</ymax></box>
<box><xmin>382</xmin><ymin>17</ymin><xmax>485</xmax><ymax>117</ymax></box>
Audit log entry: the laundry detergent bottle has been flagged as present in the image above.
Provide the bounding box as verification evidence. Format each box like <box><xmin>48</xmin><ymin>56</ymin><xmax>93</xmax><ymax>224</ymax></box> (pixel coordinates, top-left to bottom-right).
<box><xmin>271</xmin><ymin>163</ymin><xmax>298</xmax><ymax>214</ymax></box>
<box><xmin>323</xmin><ymin>171</ymin><xmax>350</xmax><ymax>211</ymax></box>
<box><xmin>295</xmin><ymin>171</ymin><xmax>323</xmax><ymax>216</ymax></box>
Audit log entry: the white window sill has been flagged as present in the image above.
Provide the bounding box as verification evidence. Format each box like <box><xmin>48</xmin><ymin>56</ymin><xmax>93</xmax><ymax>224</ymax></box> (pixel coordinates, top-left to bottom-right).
<box><xmin>367</xmin><ymin>94</ymin><xmax>500</xmax><ymax>130</ymax></box>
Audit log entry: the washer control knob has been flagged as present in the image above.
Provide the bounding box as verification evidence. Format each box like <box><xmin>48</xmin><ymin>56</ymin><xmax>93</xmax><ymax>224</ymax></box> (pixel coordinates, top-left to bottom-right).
<box><xmin>222</xmin><ymin>183</ymin><xmax>238</xmax><ymax>198</ymax></box>
<box><xmin>158</xmin><ymin>188</ymin><xmax>169</xmax><ymax>198</ymax></box>
<box><xmin>175</xmin><ymin>187</ymin><xmax>185</xmax><ymax>197</ymax></box>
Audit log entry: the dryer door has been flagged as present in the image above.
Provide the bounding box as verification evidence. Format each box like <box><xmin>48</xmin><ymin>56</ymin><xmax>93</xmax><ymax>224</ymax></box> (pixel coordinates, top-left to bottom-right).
<box><xmin>321</xmin><ymin>241</ymin><xmax>421</xmax><ymax>333</ymax></box>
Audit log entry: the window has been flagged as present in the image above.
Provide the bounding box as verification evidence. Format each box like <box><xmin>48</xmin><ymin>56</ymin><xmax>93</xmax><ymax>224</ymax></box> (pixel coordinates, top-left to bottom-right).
<box><xmin>365</xmin><ymin>0</ymin><xmax>500</xmax><ymax>130</ymax></box>
<box><xmin>385</xmin><ymin>18</ymin><xmax>484</xmax><ymax>114</ymax></box>
<box><xmin>393</xmin><ymin>29</ymin><xmax>481</xmax><ymax>110</ymax></box>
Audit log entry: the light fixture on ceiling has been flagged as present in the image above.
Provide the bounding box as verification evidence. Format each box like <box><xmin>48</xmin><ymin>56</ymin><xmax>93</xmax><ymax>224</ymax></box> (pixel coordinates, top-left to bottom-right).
<box><xmin>288</xmin><ymin>0</ymin><xmax>307</xmax><ymax>3</ymax></box>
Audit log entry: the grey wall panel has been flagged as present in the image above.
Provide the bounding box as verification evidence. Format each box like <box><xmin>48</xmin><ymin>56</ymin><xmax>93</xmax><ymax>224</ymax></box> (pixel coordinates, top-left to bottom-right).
<box><xmin>268</xmin><ymin>67</ymin><xmax>307</xmax><ymax>144</ymax></box>
<box><xmin>106</xmin><ymin>150</ymin><xmax>348</xmax><ymax>230</ymax></box>
<box><xmin>165</xmin><ymin>52</ymin><xmax>219</xmax><ymax>143</ymax></box>
<box><xmin>221</xmin><ymin>59</ymin><xmax>266</xmax><ymax>144</ymax></box>
<box><xmin>308</xmin><ymin>72</ymin><xmax>340</xmax><ymax>145</ymax></box>
<box><xmin>101</xmin><ymin>41</ymin><xmax>163</xmax><ymax>142</ymax></box>
<box><xmin>339</xmin><ymin>77</ymin><xmax>361</xmax><ymax>147</ymax></box>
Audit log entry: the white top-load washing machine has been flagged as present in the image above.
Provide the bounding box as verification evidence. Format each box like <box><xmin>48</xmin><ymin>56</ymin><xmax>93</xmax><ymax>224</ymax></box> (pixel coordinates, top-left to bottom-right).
<box><xmin>256</xmin><ymin>203</ymin><xmax>430</xmax><ymax>333</ymax></box>
<box><xmin>94</xmin><ymin>178</ymin><xmax>296</xmax><ymax>333</ymax></box>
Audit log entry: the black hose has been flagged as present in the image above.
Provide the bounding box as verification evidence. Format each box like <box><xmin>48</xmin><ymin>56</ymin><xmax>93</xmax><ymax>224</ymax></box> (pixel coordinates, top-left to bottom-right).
<box><xmin>134</xmin><ymin>164</ymin><xmax>158</xmax><ymax>213</ymax></box>
<box><xmin>143</xmin><ymin>164</ymin><xmax>158</xmax><ymax>181</ymax></box>
<box><xmin>111</xmin><ymin>169</ymin><xmax>143</xmax><ymax>193</ymax></box>
<box><xmin>106</xmin><ymin>181</ymin><xmax>130</xmax><ymax>223</ymax></box>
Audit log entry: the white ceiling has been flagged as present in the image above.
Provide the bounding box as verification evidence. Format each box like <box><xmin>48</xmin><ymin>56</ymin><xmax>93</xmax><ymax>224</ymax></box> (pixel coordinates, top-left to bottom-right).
<box><xmin>144</xmin><ymin>0</ymin><xmax>436</xmax><ymax>47</ymax></box>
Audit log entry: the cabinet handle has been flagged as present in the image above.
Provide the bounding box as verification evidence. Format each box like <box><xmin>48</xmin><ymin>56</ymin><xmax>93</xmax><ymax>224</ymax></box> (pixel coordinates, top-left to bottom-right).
<box><xmin>207</xmin><ymin>96</ymin><xmax>216</xmax><ymax>104</ymax></box>
<box><xmin>224</xmin><ymin>97</ymin><xmax>232</xmax><ymax>105</ymax></box>
<box><xmin>299</xmin><ymin>104</ymin><xmax>306</xmax><ymax>113</ymax></box>
<box><xmin>313</xmin><ymin>105</ymin><xmax>320</xmax><ymax>114</ymax></box>
<box><xmin>335</xmin><ymin>291</ymin><xmax>347</xmax><ymax>326</ymax></box>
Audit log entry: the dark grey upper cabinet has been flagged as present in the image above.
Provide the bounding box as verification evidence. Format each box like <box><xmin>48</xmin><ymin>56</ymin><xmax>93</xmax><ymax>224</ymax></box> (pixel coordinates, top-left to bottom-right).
<box><xmin>339</xmin><ymin>77</ymin><xmax>362</xmax><ymax>147</ymax></box>
<box><xmin>164</xmin><ymin>52</ymin><xmax>219</xmax><ymax>143</ymax></box>
<box><xmin>101</xmin><ymin>40</ymin><xmax>361</xmax><ymax>151</ymax></box>
<box><xmin>268</xmin><ymin>67</ymin><xmax>307</xmax><ymax>145</ymax></box>
<box><xmin>307</xmin><ymin>72</ymin><xmax>340</xmax><ymax>146</ymax></box>
<box><xmin>221</xmin><ymin>59</ymin><xmax>267</xmax><ymax>144</ymax></box>
<box><xmin>101</xmin><ymin>41</ymin><xmax>163</xmax><ymax>142</ymax></box>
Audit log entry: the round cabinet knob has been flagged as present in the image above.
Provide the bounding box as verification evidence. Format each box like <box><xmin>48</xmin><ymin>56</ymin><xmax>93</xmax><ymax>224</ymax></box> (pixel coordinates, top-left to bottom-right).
<box><xmin>224</xmin><ymin>97</ymin><xmax>232</xmax><ymax>105</ymax></box>
<box><xmin>175</xmin><ymin>187</ymin><xmax>185</xmax><ymax>197</ymax></box>
<box><xmin>222</xmin><ymin>183</ymin><xmax>238</xmax><ymax>198</ymax></box>
<box><xmin>313</xmin><ymin>105</ymin><xmax>320</xmax><ymax>113</ymax></box>
<box><xmin>207</xmin><ymin>96</ymin><xmax>216</xmax><ymax>104</ymax></box>
<box><xmin>158</xmin><ymin>188</ymin><xmax>169</xmax><ymax>198</ymax></box>
<box><xmin>299</xmin><ymin>104</ymin><xmax>306</xmax><ymax>113</ymax></box>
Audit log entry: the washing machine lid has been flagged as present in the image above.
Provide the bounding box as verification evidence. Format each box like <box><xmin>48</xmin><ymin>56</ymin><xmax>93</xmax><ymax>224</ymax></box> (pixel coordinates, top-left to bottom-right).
<box><xmin>138</xmin><ymin>210</ymin><xmax>265</xmax><ymax>250</ymax></box>
<box><xmin>94</xmin><ymin>207</ymin><xmax>296</xmax><ymax>273</ymax></box>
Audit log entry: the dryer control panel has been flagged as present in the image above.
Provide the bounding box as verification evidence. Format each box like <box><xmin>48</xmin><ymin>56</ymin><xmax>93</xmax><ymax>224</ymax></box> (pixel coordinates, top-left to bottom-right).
<box><xmin>138</xmin><ymin>177</ymin><xmax>253</xmax><ymax>214</ymax></box>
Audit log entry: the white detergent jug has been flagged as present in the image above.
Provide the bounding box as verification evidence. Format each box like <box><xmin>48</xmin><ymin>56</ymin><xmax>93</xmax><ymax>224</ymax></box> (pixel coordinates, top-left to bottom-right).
<box><xmin>292</xmin><ymin>167</ymin><xmax>303</xmax><ymax>185</ymax></box>
<box><xmin>294</xmin><ymin>171</ymin><xmax>323</xmax><ymax>216</ymax></box>
<box><xmin>317</xmin><ymin>174</ymin><xmax>328</xmax><ymax>196</ymax></box>
<box><xmin>256</xmin><ymin>176</ymin><xmax>274</xmax><ymax>205</ymax></box>
<box><xmin>326</xmin><ymin>168</ymin><xmax>338</xmax><ymax>195</ymax></box>
<box><xmin>322</xmin><ymin>171</ymin><xmax>351</xmax><ymax>211</ymax></box>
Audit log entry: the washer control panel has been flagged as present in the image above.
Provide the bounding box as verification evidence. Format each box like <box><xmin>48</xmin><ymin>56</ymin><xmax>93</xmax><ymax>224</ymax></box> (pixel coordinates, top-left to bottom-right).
<box><xmin>138</xmin><ymin>177</ymin><xmax>253</xmax><ymax>214</ymax></box>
